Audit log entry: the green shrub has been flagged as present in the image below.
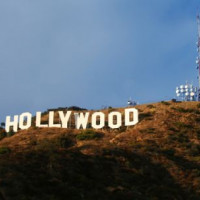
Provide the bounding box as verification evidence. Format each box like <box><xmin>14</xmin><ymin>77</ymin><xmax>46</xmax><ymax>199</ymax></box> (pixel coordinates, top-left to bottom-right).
<box><xmin>147</xmin><ymin>104</ymin><xmax>155</xmax><ymax>108</ymax></box>
<box><xmin>0</xmin><ymin>131</ymin><xmax>6</xmax><ymax>140</ymax></box>
<box><xmin>86</xmin><ymin>123</ymin><xmax>92</xmax><ymax>129</ymax></box>
<box><xmin>171</xmin><ymin>107</ymin><xmax>196</xmax><ymax>113</ymax></box>
<box><xmin>6</xmin><ymin>131</ymin><xmax>14</xmax><ymax>137</ymax></box>
<box><xmin>76</xmin><ymin>130</ymin><xmax>102</xmax><ymax>140</ymax></box>
<box><xmin>173</xmin><ymin>122</ymin><xmax>192</xmax><ymax>129</ymax></box>
<box><xmin>36</xmin><ymin>139</ymin><xmax>55</xmax><ymax>151</ymax></box>
<box><xmin>195</xmin><ymin>129</ymin><xmax>200</xmax><ymax>139</ymax></box>
<box><xmin>168</xmin><ymin>127</ymin><xmax>178</xmax><ymax>132</ymax></box>
<box><xmin>140</xmin><ymin>142</ymin><xmax>159</xmax><ymax>152</ymax></box>
<box><xmin>161</xmin><ymin>148</ymin><xmax>175</xmax><ymax>156</ymax></box>
<box><xmin>56</xmin><ymin>135</ymin><xmax>74</xmax><ymax>148</ymax></box>
<box><xmin>194</xmin><ymin>110</ymin><xmax>200</xmax><ymax>114</ymax></box>
<box><xmin>108</xmin><ymin>107</ymin><xmax>115</xmax><ymax>112</ymax></box>
<box><xmin>167</xmin><ymin>132</ymin><xmax>189</xmax><ymax>143</ymax></box>
<box><xmin>130</xmin><ymin>142</ymin><xmax>143</xmax><ymax>149</ymax></box>
<box><xmin>36</xmin><ymin>134</ymin><xmax>75</xmax><ymax>150</ymax></box>
<box><xmin>29</xmin><ymin>138</ymin><xmax>37</xmax><ymax>146</ymax></box>
<box><xmin>118</xmin><ymin>126</ymin><xmax>127</xmax><ymax>133</ymax></box>
<box><xmin>192</xmin><ymin>169</ymin><xmax>200</xmax><ymax>177</ymax></box>
<box><xmin>161</xmin><ymin>101</ymin><xmax>170</xmax><ymax>106</ymax></box>
<box><xmin>195</xmin><ymin>117</ymin><xmax>200</xmax><ymax>122</ymax></box>
<box><xmin>189</xmin><ymin>144</ymin><xmax>200</xmax><ymax>156</ymax></box>
<box><xmin>140</xmin><ymin>128</ymin><xmax>155</xmax><ymax>134</ymax></box>
<box><xmin>139</xmin><ymin>112</ymin><xmax>153</xmax><ymax>121</ymax></box>
<box><xmin>0</xmin><ymin>146</ymin><xmax>11</xmax><ymax>154</ymax></box>
<box><xmin>146</xmin><ymin>128</ymin><xmax>155</xmax><ymax>134</ymax></box>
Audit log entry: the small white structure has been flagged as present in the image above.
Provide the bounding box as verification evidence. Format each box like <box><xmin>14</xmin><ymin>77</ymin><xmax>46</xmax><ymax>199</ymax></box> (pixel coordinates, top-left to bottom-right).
<box><xmin>127</xmin><ymin>98</ymin><xmax>137</xmax><ymax>106</ymax></box>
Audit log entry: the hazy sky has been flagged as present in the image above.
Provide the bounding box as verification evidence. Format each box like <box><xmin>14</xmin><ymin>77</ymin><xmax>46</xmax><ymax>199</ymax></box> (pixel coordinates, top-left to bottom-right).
<box><xmin>0</xmin><ymin>0</ymin><xmax>199</xmax><ymax>120</ymax></box>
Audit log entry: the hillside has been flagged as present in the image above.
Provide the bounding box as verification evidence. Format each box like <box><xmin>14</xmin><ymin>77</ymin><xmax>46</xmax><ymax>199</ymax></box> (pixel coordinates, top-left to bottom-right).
<box><xmin>0</xmin><ymin>101</ymin><xmax>200</xmax><ymax>199</ymax></box>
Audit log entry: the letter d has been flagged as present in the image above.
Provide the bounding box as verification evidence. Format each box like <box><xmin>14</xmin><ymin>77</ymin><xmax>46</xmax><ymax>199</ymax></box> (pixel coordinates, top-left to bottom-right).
<box><xmin>125</xmin><ymin>108</ymin><xmax>139</xmax><ymax>126</ymax></box>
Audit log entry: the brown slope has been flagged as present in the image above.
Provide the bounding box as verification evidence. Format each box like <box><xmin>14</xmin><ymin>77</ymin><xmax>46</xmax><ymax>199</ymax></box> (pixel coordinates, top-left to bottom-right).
<box><xmin>0</xmin><ymin>101</ymin><xmax>200</xmax><ymax>199</ymax></box>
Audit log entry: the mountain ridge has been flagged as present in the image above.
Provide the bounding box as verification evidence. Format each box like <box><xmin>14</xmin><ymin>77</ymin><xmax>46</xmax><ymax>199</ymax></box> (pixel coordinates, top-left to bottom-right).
<box><xmin>0</xmin><ymin>101</ymin><xmax>200</xmax><ymax>199</ymax></box>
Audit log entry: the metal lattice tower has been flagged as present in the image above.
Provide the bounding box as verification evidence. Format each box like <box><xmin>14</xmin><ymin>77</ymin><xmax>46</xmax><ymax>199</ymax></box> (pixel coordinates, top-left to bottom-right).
<box><xmin>196</xmin><ymin>14</ymin><xmax>200</xmax><ymax>100</ymax></box>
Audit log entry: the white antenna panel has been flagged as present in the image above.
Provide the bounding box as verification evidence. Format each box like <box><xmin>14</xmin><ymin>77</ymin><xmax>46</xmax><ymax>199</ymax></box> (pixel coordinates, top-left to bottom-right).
<box><xmin>191</xmin><ymin>92</ymin><xmax>195</xmax><ymax>96</ymax></box>
<box><xmin>181</xmin><ymin>89</ymin><xmax>184</xmax><ymax>93</ymax></box>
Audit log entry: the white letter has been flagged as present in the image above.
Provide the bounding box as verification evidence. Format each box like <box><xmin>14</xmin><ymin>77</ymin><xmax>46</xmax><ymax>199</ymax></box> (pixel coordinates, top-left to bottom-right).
<box><xmin>58</xmin><ymin>111</ymin><xmax>71</xmax><ymax>128</ymax></box>
<box><xmin>36</xmin><ymin>112</ymin><xmax>48</xmax><ymax>127</ymax></box>
<box><xmin>108</xmin><ymin>112</ymin><xmax>122</xmax><ymax>129</ymax></box>
<box><xmin>92</xmin><ymin>112</ymin><xmax>105</xmax><ymax>129</ymax></box>
<box><xmin>74</xmin><ymin>112</ymin><xmax>89</xmax><ymax>129</ymax></box>
<box><xmin>19</xmin><ymin>112</ymin><xmax>32</xmax><ymax>130</ymax></box>
<box><xmin>125</xmin><ymin>108</ymin><xmax>139</xmax><ymax>126</ymax></box>
<box><xmin>49</xmin><ymin>111</ymin><xmax>61</xmax><ymax>128</ymax></box>
<box><xmin>5</xmin><ymin>115</ymin><xmax>19</xmax><ymax>132</ymax></box>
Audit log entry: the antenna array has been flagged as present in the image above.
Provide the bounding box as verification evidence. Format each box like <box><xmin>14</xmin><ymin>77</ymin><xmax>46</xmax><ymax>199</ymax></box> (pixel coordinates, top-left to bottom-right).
<box><xmin>176</xmin><ymin>83</ymin><xmax>197</xmax><ymax>101</ymax></box>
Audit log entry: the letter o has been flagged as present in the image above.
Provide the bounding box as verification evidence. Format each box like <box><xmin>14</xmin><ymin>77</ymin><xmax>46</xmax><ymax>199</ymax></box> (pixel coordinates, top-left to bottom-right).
<box><xmin>19</xmin><ymin>112</ymin><xmax>32</xmax><ymax>130</ymax></box>
<box><xmin>108</xmin><ymin>112</ymin><xmax>122</xmax><ymax>129</ymax></box>
<box><xmin>92</xmin><ymin>112</ymin><xmax>105</xmax><ymax>129</ymax></box>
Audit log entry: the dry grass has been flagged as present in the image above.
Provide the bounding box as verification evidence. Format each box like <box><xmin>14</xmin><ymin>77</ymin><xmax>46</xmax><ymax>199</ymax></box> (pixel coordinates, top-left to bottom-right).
<box><xmin>0</xmin><ymin>101</ymin><xmax>200</xmax><ymax>199</ymax></box>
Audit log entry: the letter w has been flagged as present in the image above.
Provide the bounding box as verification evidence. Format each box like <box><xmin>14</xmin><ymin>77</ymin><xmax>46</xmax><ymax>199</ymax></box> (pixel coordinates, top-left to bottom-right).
<box><xmin>74</xmin><ymin>112</ymin><xmax>89</xmax><ymax>129</ymax></box>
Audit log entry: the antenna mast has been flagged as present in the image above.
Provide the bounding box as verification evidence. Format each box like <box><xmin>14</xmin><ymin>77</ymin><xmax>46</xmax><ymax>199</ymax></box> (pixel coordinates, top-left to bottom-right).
<box><xmin>196</xmin><ymin>14</ymin><xmax>200</xmax><ymax>100</ymax></box>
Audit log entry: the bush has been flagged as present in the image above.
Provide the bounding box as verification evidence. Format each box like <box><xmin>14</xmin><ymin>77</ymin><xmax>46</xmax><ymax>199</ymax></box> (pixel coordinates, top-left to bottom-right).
<box><xmin>161</xmin><ymin>101</ymin><xmax>170</xmax><ymax>106</ymax></box>
<box><xmin>36</xmin><ymin>139</ymin><xmax>57</xmax><ymax>152</ymax></box>
<box><xmin>0</xmin><ymin>146</ymin><xmax>11</xmax><ymax>154</ymax></box>
<box><xmin>173</xmin><ymin>122</ymin><xmax>192</xmax><ymax>129</ymax></box>
<box><xmin>68</xmin><ymin>106</ymin><xmax>87</xmax><ymax>111</ymax></box>
<box><xmin>168</xmin><ymin>127</ymin><xmax>178</xmax><ymax>132</ymax></box>
<box><xmin>195</xmin><ymin>117</ymin><xmax>200</xmax><ymax>122</ymax></box>
<box><xmin>146</xmin><ymin>128</ymin><xmax>155</xmax><ymax>134</ymax></box>
<box><xmin>171</xmin><ymin>99</ymin><xmax>177</xmax><ymax>103</ymax></box>
<box><xmin>140</xmin><ymin>140</ymin><xmax>159</xmax><ymax>152</ymax></box>
<box><xmin>161</xmin><ymin>148</ymin><xmax>175</xmax><ymax>156</ymax></box>
<box><xmin>108</xmin><ymin>107</ymin><xmax>115</xmax><ymax>112</ymax></box>
<box><xmin>171</xmin><ymin>107</ymin><xmax>196</xmax><ymax>113</ymax></box>
<box><xmin>140</xmin><ymin>128</ymin><xmax>155</xmax><ymax>134</ymax></box>
<box><xmin>189</xmin><ymin>144</ymin><xmax>200</xmax><ymax>156</ymax></box>
<box><xmin>6</xmin><ymin>131</ymin><xmax>14</xmax><ymax>137</ymax></box>
<box><xmin>139</xmin><ymin>112</ymin><xmax>153</xmax><ymax>121</ymax></box>
<box><xmin>147</xmin><ymin>104</ymin><xmax>155</xmax><ymax>109</ymax></box>
<box><xmin>196</xmin><ymin>129</ymin><xmax>200</xmax><ymax>139</ymax></box>
<box><xmin>194</xmin><ymin>110</ymin><xmax>200</xmax><ymax>114</ymax></box>
<box><xmin>0</xmin><ymin>131</ymin><xmax>6</xmax><ymax>140</ymax></box>
<box><xmin>36</xmin><ymin>134</ymin><xmax>75</xmax><ymax>150</ymax></box>
<box><xmin>192</xmin><ymin>169</ymin><xmax>200</xmax><ymax>177</ymax></box>
<box><xmin>76</xmin><ymin>130</ymin><xmax>102</xmax><ymax>140</ymax></box>
<box><xmin>118</xmin><ymin>126</ymin><xmax>127</xmax><ymax>133</ymax></box>
<box><xmin>29</xmin><ymin>137</ymin><xmax>37</xmax><ymax>146</ymax></box>
<box><xmin>167</xmin><ymin>132</ymin><xmax>189</xmax><ymax>143</ymax></box>
<box><xmin>56</xmin><ymin>135</ymin><xmax>74</xmax><ymax>148</ymax></box>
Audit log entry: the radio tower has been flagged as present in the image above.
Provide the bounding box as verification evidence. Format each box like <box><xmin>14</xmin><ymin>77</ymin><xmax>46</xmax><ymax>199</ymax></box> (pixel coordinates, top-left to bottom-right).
<box><xmin>196</xmin><ymin>14</ymin><xmax>200</xmax><ymax>101</ymax></box>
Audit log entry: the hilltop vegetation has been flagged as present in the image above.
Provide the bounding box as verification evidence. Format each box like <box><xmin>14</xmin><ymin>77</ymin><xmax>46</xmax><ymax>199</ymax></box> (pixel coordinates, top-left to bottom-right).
<box><xmin>0</xmin><ymin>101</ymin><xmax>200</xmax><ymax>199</ymax></box>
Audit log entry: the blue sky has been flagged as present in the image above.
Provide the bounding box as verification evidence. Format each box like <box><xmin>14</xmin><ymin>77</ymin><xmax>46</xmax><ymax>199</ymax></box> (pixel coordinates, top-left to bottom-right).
<box><xmin>0</xmin><ymin>0</ymin><xmax>199</xmax><ymax>121</ymax></box>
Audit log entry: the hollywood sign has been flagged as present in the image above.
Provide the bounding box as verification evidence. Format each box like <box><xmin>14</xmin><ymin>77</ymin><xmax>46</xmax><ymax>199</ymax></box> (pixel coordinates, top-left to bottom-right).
<box><xmin>5</xmin><ymin>108</ymin><xmax>139</xmax><ymax>133</ymax></box>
